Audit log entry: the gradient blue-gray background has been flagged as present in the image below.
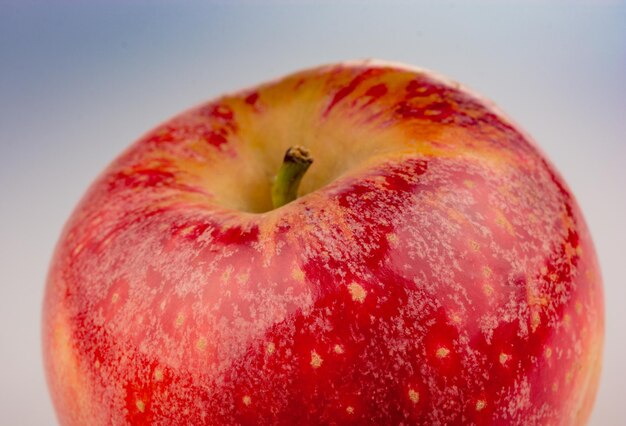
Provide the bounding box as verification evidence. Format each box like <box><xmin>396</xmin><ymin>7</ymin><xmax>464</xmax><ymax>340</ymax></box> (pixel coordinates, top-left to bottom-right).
<box><xmin>1</xmin><ymin>0</ymin><xmax>624</xmax><ymax>424</ymax></box>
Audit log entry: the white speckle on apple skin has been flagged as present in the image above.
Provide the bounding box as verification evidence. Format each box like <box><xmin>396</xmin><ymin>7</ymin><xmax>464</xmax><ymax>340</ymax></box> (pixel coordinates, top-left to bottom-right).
<box><xmin>348</xmin><ymin>282</ymin><xmax>367</xmax><ymax>303</ymax></box>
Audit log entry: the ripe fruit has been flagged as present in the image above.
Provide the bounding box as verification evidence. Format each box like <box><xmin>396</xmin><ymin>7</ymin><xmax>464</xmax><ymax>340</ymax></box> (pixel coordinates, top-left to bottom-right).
<box><xmin>43</xmin><ymin>61</ymin><xmax>603</xmax><ymax>425</ymax></box>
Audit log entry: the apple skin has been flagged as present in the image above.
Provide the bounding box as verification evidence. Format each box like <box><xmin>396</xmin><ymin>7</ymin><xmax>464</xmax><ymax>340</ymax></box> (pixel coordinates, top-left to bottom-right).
<box><xmin>43</xmin><ymin>61</ymin><xmax>603</xmax><ymax>425</ymax></box>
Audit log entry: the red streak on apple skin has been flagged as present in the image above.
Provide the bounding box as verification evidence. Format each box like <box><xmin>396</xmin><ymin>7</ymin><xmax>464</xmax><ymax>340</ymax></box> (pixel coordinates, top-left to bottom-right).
<box><xmin>395</xmin><ymin>99</ymin><xmax>454</xmax><ymax>122</ymax></box>
<box><xmin>323</xmin><ymin>68</ymin><xmax>384</xmax><ymax>116</ymax></box>
<box><xmin>205</xmin><ymin>104</ymin><xmax>234</xmax><ymax>121</ymax></box>
<box><xmin>204</xmin><ymin>131</ymin><xmax>228</xmax><ymax>148</ymax></box>
<box><xmin>365</xmin><ymin>82</ymin><xmax>388</xmax><ymax>98</ymax></box>
<box><xmin>43</xmin><ymin>61</ymin><xmax>603</xmax><ymax>425</ymax></box>
<box><xmin>245</xmin><ymin>92</ymin><xmax>259</xmax><ymax>106</ymax></box>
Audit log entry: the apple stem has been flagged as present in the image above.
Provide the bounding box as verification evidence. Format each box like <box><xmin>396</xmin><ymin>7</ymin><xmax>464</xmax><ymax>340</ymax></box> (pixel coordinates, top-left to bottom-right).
<box><xmin>271</xmin><ymin>146</ymin><xmax>313</xmax><ymax>209</ymax></box>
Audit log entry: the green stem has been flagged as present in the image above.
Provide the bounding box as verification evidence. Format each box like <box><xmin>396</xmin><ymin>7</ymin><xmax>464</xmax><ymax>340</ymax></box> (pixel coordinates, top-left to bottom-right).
<box><xmin>271</xmin><ymin>146</ymin><xmax>313</xmax><ymax>209</ymax></box>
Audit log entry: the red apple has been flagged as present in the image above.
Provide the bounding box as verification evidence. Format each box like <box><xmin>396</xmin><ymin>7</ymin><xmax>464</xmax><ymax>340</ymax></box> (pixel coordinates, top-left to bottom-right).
<box><xmin>43</xmin><ymin>60</ymin><xmax>603</xmax><ymax>425</ymax></box>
